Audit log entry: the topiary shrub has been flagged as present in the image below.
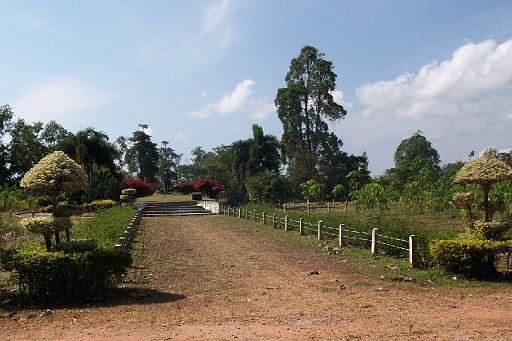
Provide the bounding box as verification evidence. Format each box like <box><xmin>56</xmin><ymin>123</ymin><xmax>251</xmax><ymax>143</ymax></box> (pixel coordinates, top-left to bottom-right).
<box><xmin>3</xmin><ymin>248</ymin><xmax>132</xmax><ymax>303</ymax></box>
<box><xmin>20</xmin><ymin>217</ymin><xmax>55</xmax><ymax>251</ymax></box>
<box><xmin>467</xmin><ymin>221</ymin><xmax>510</xmax><ymax>241</ymax></box>
<box><xmin>20</xmin><ymin>151</ymin><xmax>87</xmax><ymax>243</ymax></box>
<box><xmin>429</xmin><ymin>239</ymin><xmax>510</xmax><ymax>277</ymax></box>
<box><xmin>83</xmin><ymin>199</ymin><xmax>117</xmax><ymax>212</ymax></box>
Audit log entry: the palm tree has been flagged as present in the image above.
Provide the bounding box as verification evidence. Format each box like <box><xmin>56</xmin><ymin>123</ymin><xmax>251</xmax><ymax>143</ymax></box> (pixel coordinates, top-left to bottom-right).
<box><xmin>138</xmin><ymin>124</ymin><xmax>149</xmax><ymax>133</ymax></box>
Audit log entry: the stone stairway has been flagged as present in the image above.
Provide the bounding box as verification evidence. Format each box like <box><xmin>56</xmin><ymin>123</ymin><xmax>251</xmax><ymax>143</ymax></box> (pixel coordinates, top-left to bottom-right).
<box><xmin>140</xmin><ymin>201</ymin><xmax>214</xmax><ymax>217</ymax></box>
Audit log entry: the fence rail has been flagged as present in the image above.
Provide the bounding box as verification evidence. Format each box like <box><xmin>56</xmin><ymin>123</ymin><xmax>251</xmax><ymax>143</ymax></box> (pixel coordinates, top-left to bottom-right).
<box><xmin>221</xmin><ymin>205</ymin><xmax>419</xmax><ymax>267</ymax></box>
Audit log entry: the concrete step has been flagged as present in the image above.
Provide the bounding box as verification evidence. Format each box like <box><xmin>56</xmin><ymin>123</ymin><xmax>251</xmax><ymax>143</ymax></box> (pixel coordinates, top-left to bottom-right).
<box><xmin>142</xmin><ymin>211</ymin><xmax>214</xmax><ymax>217</ymax></box>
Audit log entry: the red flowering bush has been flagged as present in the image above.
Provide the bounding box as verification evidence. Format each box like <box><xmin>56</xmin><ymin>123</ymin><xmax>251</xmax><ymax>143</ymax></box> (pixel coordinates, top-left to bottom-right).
<box><xmin>122</xmin><ymin>178</ymin><xmax>154</xmax><ymax>197</ymax></box>
<box><xmin>173</xmin><ymin>179</ymin><xmax>225</xmax><ymax>198</ymax></box>
<box><xmin>173</xmin><ymin>181</ymin><xmax>196</xmax><ymax>195</ymax></box>
<box><xmin>195</xmin><ymin>179</ymin><xmax>225</xmax><ymax>198</ymax></box>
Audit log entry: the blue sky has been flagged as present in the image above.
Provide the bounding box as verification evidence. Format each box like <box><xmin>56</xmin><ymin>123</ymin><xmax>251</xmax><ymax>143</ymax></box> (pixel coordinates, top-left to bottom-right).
<box><xmin>1</xmin><ymin>1</ymin><xmax>511</xmax><ymax>175</ymax></box>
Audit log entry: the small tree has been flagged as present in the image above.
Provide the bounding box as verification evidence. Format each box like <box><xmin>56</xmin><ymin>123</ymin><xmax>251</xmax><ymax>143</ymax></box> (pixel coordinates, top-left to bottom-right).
<box><xmin>455</xmin><ymin>149</ymin><xmax>512</xmax><ymax>222</ymax></box>
<box><xmin>20</xmin><ymin>151</ymin><xmax>87</xmax><ymax>243</ymax></box>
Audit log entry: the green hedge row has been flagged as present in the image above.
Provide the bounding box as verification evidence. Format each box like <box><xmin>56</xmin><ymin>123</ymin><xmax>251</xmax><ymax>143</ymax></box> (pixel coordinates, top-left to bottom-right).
<box><xmin>430</xmin><ymin>239</ymin><xmax>511</xmax><ymax>277</ymax></box>
<box><xmin>3</xmin><ymin>247</ymin><xmax>131</xmax><ymax>302</ymax></box>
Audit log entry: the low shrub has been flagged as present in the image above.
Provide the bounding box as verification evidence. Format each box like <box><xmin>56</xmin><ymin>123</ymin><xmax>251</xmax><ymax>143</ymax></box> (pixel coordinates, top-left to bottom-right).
<box><xmin>121</xmin><ymin>188</ymin><xmax>137</xmax><ymax>196</ymax></box>
<box><xmin>429</xmin><ymin>239</ymin><xmax>511</xmax><ymax>277</ymax></box>
<box><xmin>54</xmin><ymin>239</ymin><xmax>97</xmax><ymax>253</ymax></box>
<box><xmin>119</xmin><ymin>195</ymin><xmax>135</xmax><ymax>204</ymax></box>
<box><xmin>53</xmin><ymin>204</ymin><xmax>86</xmax><ymax>217</ymax></box>
<box><xmin>83</xmin><ymin>199</ymin><xmax>117</xmax><ymax>212</ymax></box>
<box><xmin>4</xmin><ymin>248</ymin><xmax>132</xmax><ymax>302</ymax></box>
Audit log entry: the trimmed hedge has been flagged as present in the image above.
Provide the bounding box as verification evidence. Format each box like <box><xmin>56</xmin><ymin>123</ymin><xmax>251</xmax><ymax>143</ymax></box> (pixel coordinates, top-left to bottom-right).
<box><xmin>429</xmin><ymin>239</ymin><xmax>511</xmax><ymax>277</ymax></box>
<box><xmin>83</xmin><ymin>199</ymin><xmax>117</xmax><ymax>212</ymax></box>
<box><xmin>4</xmin><ymin>248</ymin><xmax>132</xmax><ymax>302</ymax></box>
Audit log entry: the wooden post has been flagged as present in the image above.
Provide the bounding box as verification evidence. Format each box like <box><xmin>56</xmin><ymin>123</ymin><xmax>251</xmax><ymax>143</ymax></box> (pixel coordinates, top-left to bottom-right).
<box><xmin>262</xmin><ymin>211</ymin><xmax>266</xmax><ymax>224</ymax></box>
<box><xmin>327</xmin><ymin>202</ymin><xmax>330</xmax><ymax>213</ymax></box>
<box><xmin>339</xmin><ymin>224</ymin><xmax>346</xmax><ymax>247</ymax></box>
<box><xmin>245</xmin><ymin>209</ymin><xmax>248</xmax><ymax>220</ymax></box>
<box><xmin>272</xmin><ymin>214</ymin><xmax>276</xmax><ymax>228</ymax></box>
<box><xmin>284</xmin><ymin>215</ymin><xmax>289</xmax><ymax>231</ymax></box>
<box><xmin>228</xmin><ymin>206</ymin><xmax>231</xmax><ymax>216</ymax></box>
<box><xmin>371</xmin><ymin>228</ymin><xmax>379</xmax><ymax>254</ymax></box>
<box><xmin>409</xmin><ymin>235</ymin><xmax>419</xmax><ymax>268</ymax></box>
<box><xmin>283</xmin><ymin>203</ymin><xmax>287</xmax><ymax>213</ymax></box>
<box><xmin>299</xmin><ymin>218</ymin><xmax>304</xmax><ymax>235</ymax></box>
<box><xmin>317</xmin><ymin>220</ymin><xmax>323</xmax><ymax>240</ymax></box>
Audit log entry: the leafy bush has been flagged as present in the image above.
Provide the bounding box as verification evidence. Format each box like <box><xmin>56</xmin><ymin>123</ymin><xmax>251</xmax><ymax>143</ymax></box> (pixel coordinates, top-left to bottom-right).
<box><xmin>53</xmin><ymin>203</ymin><xmax>85</xmax><ymax>217</ymax></box>
<box><xmin>54</xmin><ymin>239</ymin><xmax>98</xmax><ymax>253</ymax></box>
<box><xmin>356</xmin><ymin>182</ymin><xmax>391</xmax><ymax>210</ymax></box>
<box><xmin>300</xmin><ymin>179</ymin><xmax>325</xmax><ymax>202</ymax></box>
<box><xmin>464</xmin><ymin>221</ymin><xmax>510</xmax><ymax>240</ymax></box>
<box><xmin>122</xmin><ymin>178</ymin><xmax>154</xmax><ymax>197</ymax></box>
<box><xmin>83</xmin><ymin>199</ymin><xmax>117</xmax><ymax>212</ymax></box>
<box><xmin>194</xmin><ymin>178</ymin><xmax>225</xmax><ymax>198</ymax></box>
<box><xmin>173</xmin><ymin>179</ymin><xmax>225</xmax><ymax>198</ymax></box>
<box><xmin>429</xmin><ymin>239</ymin><xmax>510</xmax><ymax>277</ymax></box>
<box><xmin>245</xmin><ymin>171</ymin><xmax>290</xmax><ymax>204</ymax></box>
<box><xmin>85</xmin><ymin>170</ymin><xmax>123</xmax><ymax>202</ymax></box>
<box><xmin>3</xmin><ymin>248</ymin><xmax>131</xmax><ymax>302</ymax></box>
<box><xmin>173</xmin><ymin>181</ymin><xmax>196</xmax><ymax>195</ymax></box>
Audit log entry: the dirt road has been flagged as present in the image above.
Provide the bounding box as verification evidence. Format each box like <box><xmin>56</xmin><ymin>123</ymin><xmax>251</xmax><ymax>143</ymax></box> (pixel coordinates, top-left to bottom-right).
<box><xmin>2</xmin><ymin>215</ymin><xmax>512</xmax><ymax>340</ymax></box>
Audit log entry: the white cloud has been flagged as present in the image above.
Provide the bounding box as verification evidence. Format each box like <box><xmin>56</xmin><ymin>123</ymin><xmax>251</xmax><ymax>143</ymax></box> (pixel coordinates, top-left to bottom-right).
<box><xmin>217</xmin><ymin>79</ymin><xmax>254</xmax><ymax>114</ymax></box>
<box><xmin>188</xmin><ymin>79</ymin><xmax>275</xmax><ymax>119</ymax></box>
<box><xmin>13</xmin><ymin>78</ymin><xmax>111</xmax><ymax>123</ymax></box>
<box><xmin>189</xmin><ymin>108</ymin><xmax>212</xmax><ymax>118</ymax></box>
<box><xmin>331</xmin><ymin>89</ymin><xmax>353</xmax><ymax>110</ymax></box>
<box><xmin>137</xmin><ymin>1</ymin><xmax>234</xmax><ymax>67</ymax></box>
<box><xmin>335</xmin><ymin>38</ymin><xmax>512</xmax><ymax>174</ymax></box>
<box><xmin>195</xmin><ymin>0</ymin><xmax>231</xmax><ymax>38</ymax></box>
<box><xmin>174</xmin><ymin>133</ymin><xmax>188</xmax><ymax>140</ymax></box>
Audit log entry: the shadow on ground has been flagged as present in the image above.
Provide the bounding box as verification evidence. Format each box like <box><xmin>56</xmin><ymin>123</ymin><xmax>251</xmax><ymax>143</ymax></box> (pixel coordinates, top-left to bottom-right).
<box><xmin>0</xmin><ymin>287</ymin><xmax>186</xmax><ymax>311</ymax></box>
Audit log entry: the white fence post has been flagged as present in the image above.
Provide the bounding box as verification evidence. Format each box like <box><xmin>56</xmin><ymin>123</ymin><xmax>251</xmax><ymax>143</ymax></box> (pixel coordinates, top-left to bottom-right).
<box><xmin>339</xmin><ymin>224</ymin><xmax>346</xmax><ymax>247</ymax></box>
<box><xmin>327</xmin><ymin>202</ymin><xmax>330</xmax><ymax>212</ymax></box>
<box><xmin>371</xmin><ymin>228</ymin><xmax>380</xmax><ymax>254</ymax></box>
<box><xmin>283</xmin><ymin>203</ymin><xmax>287</xmax><ymax>213</ymax></box>
<box><xmin>262</xmin><ymin>211</ymin><xmax>266</xmax><ymax>224</ymax></box>
<box><xmin>245</xmin><ymin>209</ymin><xmax>248</xmax><ymax>220</ymax></box>
<box><xmin>409</xmin><ymin>235</ymin><xmax>419</xmax><ymax>268</ymax></box>
<box><xmin>238</xmin><ymin>208</ymin><xmax>241</xmax><ymax>218</ymax></box>
<box><xmin>307</xmin><ymin>199</ymin><xmax>311</xmax><ymax>213</ymax></box>
<box><xmin>299</xmin><ymin>218</ymin><xmax>304</xmax><ymax>235</ymax></box>
<box><xmin>284</xmin><ymin>215</ymin><xmax>289</xmax><ymax>231</ymax></box>
<box><xmin>253</xmin><ymin>209</ymin><xmax>256</xmax><ymax>221</ymax></box>
<box><xmin>317</xmin><ymin>220</ymin><xmax>323</xmax><ymax>240</ymax></box>
<box><xmin>272</xmin><ymin>214</ymin><xmax>276</xmax><ymax>228</ymax></box>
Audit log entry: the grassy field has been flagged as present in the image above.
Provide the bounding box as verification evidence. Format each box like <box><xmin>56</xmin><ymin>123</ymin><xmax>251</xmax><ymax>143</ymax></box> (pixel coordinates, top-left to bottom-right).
<box><xmin>72</xmin><ymin>205</ymin><xmax>136</xmax><ymax>248</ymax></box>
<box><xmin>137</xmin><ymin>193</ymin><xmax>214</xmax><ymax>202</ymax></box>
<box><xmin>242</xmin><ymin>203</ymin><xmax>464</xmax><ymax>262</ymax></box>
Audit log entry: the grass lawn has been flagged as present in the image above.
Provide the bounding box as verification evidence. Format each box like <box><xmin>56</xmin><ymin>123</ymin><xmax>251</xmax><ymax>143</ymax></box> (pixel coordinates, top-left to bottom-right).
<box><xmin>242</xmin><ymin>203</ymin><xmax>463</xmax><ymax>262</ymax></box>
<box><xmin>71</xmin><ymin>205</ymin><xmax>136</xmax><ymax>248</ymax></box>
<box><xmin>137</xmin><ymin>193</ymin><xmax>214</xmax><ymax>202</ymax></box>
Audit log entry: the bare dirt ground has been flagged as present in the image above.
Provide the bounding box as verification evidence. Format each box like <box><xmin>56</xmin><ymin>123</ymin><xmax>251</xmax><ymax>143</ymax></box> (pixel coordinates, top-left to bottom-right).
<box><xmin>2</xmin><ymin>215</ymin><xmax>512</xmax><ymax>340</ymax></box>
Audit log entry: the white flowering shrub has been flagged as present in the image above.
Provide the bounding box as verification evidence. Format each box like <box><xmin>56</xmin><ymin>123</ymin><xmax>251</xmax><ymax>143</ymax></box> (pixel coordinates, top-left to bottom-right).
<box><xmin>21</xmin><ymin>216</ymin><xmax>56</xmax><ymax>251</ymax></box>
<box><xmin>20</xmin><ymin>151</ymin><xmax>87</xmax><ymax>194</ymax></box>
<box><xmin>455</xmin><ymin>149</ymin><xmax>512</xmax><ymax>222</ymax></box>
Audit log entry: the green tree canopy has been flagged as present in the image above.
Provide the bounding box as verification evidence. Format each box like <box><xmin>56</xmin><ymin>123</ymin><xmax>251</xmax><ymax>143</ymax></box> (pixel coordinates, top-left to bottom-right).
<box><xmin>387</xmin><ymin>131</ymin><xmax>440</xmax><ymax>183</ymax></box>
<box><xmin>275</xmin><ymin>45</ymin><xmax>347</xmax><ymax>184</ymax></box>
